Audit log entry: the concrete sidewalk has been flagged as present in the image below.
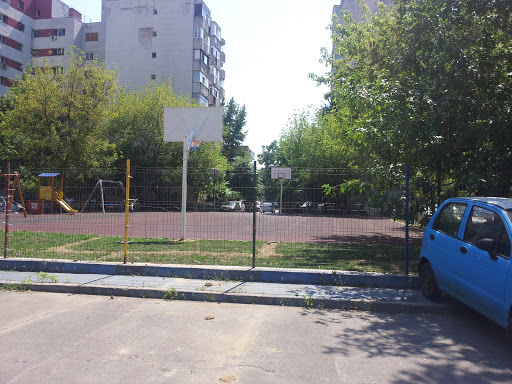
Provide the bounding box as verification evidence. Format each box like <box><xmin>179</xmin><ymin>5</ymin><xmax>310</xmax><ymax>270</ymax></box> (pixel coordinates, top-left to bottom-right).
<box><xmin>0</xmin><ymin>259</ymin><xmax>455</xmax><ymax>313</ymax></box>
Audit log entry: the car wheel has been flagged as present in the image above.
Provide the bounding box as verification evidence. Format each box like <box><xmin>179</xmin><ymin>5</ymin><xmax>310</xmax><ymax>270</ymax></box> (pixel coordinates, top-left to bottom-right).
<box><xmin>420</xmin><ymin>262</ymin><xmax>441</xmax><ymax>300</ymax></box>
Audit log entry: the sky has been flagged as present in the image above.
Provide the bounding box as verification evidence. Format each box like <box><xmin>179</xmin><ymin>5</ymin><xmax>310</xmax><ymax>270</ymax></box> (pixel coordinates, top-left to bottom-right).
<box><xmin>63</xmin><ymin>0</ymin><xmax>335</xmax><ymax>157</ymax></box>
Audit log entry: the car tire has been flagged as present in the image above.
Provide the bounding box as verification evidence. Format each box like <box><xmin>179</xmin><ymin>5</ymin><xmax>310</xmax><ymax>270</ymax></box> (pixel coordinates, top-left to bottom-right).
<box><xmin>420</xmin><ymin>262</ymin><xmax>441</xmax><ymax>300</ymax></box>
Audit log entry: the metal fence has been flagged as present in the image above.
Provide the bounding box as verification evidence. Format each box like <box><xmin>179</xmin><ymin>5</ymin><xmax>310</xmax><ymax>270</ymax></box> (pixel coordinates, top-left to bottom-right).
<box><xmin>1</xmin><ymin>162</ymin><xmax>424</xmax><ymax>274</ymax></box>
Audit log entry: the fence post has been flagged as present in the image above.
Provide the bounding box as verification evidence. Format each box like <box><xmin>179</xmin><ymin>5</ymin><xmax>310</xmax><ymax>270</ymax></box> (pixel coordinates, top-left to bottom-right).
<box><xmin>123</xmin><ymin>159</ymin><xmax>131</xmax><ymax>264</ymax></box>
<box><xmin>405</xmin><ymin>163</ymin><xmax>410</xmax><ymax>275</ymax></box>
<box><xmin>3</xmin><ymin>162</ymin><xmax>10</xmax><ymax>258</ymax></box>
<box><xmin>252</xmin><ymin>161</ymin><xmax>257</xmax><ymax>268</ymax></box>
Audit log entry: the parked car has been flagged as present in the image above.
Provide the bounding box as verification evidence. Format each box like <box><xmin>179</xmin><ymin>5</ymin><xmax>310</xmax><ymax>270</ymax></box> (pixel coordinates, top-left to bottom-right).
<box><xmin>221</xmin><ymin>200</ymin><xmax>245</xmax><ymax>212</ymax></box>
<box><xmin>419</xmin><ymin>197</ymin><xmax>512</xmax><ymax>339</ymax></box>
<box><xmin>0</xmin><ymin>196</ymin><xmax>23</xmax><ymax>213</ymax></box>
<box><xmin>260</xmin><ymin>202</ymin><xmax>275</xmax><ymax>213</ymax></box>
<box><xmin>300</xmin><ymin>201</ymin><xmax>317</xmax><ymax>213</ymax></box>
<box><xmin>244</xmin><ymin>201</ymin><xmax>261</xmax><ymax>211</ymax></box>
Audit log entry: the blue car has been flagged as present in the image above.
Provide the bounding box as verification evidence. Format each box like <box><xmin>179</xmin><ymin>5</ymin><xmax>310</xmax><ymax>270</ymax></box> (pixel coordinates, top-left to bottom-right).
<box><xmin>419</xmin><ymin>197</ymin><xmax>512</xmax><ymax>338</ymax></box>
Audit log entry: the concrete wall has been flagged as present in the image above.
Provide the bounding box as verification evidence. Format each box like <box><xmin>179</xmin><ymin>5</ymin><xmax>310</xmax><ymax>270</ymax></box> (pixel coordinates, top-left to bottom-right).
<box><xmin>102</xmin><ymin>0</ymin><xmax>194</xmax><ymax>94</ymax></box>
<box><xmin>79</xmin><ymin>21</ymin><xmax>105</xmax><ymax>63</ymax></box>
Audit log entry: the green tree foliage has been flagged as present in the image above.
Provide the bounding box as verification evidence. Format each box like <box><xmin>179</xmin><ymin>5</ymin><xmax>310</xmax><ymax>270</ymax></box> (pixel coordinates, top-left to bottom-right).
<box><xmin>222</xmin><ymin>97</ymin><xmax>248</xmax><ymax>162</ymax></box>
<box><xmin>106</xmin><ymin>80</ymin><xmax>195</xmax><ymax>168</ymax></box>
<box><xmin>311</xmin><ymin>0</ymin><xmax>512</xmax><ymax>201</ymax></box>
<box><xmin>2</xmin><ymin>50</ymin><xmax>119</xmax><ymax>169</ymax></box>
<box><xmin>105</xmin><ymin>80</ymin><xmax>228</xmax><ymax>200</ymax></box>
<box><xmin>220</xmin><ymin>97</ymin><xmax>254</xmax><ymax>199</ymax></box>
<box><xmin>0</xmin><ymin>96</ymin><xmax>17</xmax><ymax>162</ymax></box>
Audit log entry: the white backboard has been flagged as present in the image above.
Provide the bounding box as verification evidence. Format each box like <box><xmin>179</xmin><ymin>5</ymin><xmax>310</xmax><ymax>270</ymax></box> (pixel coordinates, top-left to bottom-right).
<box><xmin>164</xmin><ymin>107</ymin><xmax>223</xmax><ymax>142</ymax></box>
<box><xmin>271</xmin><ymin>167</ymin><xmax>292</xmax><ymax>180</ymax></box>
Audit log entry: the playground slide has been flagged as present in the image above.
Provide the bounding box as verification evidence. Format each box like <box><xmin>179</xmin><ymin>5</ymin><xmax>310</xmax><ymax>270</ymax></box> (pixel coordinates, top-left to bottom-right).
<box><xmin>56</xmin><ymin>197</ymin><xmax>78</xmax><ymax>213</ymax></box>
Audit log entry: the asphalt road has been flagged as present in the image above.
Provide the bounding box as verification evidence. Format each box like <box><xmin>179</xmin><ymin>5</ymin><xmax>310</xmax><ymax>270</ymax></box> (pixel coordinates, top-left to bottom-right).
<box><xmin>1</xmin><ymin>291</ymin><xmax>511</xmax><ymax>384</ymax></box>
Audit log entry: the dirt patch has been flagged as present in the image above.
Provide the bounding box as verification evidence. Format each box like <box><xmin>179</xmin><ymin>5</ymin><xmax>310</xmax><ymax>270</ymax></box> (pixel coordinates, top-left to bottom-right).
<box><xmin>258</xmin><ymin>242</ymin><xmax>279</xmax><ymax>258</ymax></box>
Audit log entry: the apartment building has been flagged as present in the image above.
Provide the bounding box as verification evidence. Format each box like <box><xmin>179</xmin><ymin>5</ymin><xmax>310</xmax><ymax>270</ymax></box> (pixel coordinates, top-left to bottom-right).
<box><xmin>0</xmin><ymin>0</ymin><xmax>225</xmax><ymax>107</ymax></box>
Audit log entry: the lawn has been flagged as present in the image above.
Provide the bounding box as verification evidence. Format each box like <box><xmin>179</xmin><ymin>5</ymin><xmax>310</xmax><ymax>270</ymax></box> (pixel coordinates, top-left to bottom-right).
<box><xmin>1</xmin><ymin>230</ymin><xmax>418</xmax><ymax>274</ymax></box>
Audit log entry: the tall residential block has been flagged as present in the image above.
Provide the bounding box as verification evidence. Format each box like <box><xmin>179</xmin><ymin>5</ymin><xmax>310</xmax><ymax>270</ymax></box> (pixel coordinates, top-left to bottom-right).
<box><xmin>0</xmin><ymin>0</ymin><xmax>225</xmax><ymax>107</ymax></box>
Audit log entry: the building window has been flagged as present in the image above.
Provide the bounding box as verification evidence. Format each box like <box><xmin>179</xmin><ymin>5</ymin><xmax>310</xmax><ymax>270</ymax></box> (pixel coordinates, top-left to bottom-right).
<box><xmin>31</xmin><ymin>49</ymin><xmax>38</xmax><ymax>57</ymax></box>
<box><xmin>85</xmin><ymin>52</ymin><xmax>94</xmax><ymax>60</ymax></box>
<box><xmin>35</xmin><ymin>9</ymin><xmax>41</xmax><ymax>17</ymax></box>
<box><xmin>1</xmin><ymin>14</ymin><xmax>8</xmax><ymax>24</ymax></box>
<box><xmin>54</xmin><ymin>29</ymin><xmax>65</xmax><ymax>37</ymax></box>
<box><xmin>0</xmin><ymin>76</ymin><xmax>5</xmax><ymax>86</ymax></box>
<box><xmin>153</xmin><ymin>9</ymin><xmax>157</xmax><ymax>15</ymax></box>
<box><xmin>18</xmin><ymin>43</ymin><xmax>23</xmax><ymax>51</ymax></box>
<box><xmin>153</xmin><ymin>30</ymin><xmax>157</xmax><ymax>37</ymax></box>
<box><xmin>18</xmin><ymin>1</ymin><xmax>24</xmax><ymax>10</ymax></box>
<box><xmin>33</xmin><ymin>30</ymin><xmax>39</xmax><ymax>37</ymax></box>
<box><xmin>151</xmin><ymin>75</ymin><xmax>156</xmax><ymax>80</ymax></box>
<box><xmin>17</xmin><ymin>63</ymin><xmax>22</xmax><ymax>71</ymax></box>
<box><xmin>193</xmin><ymin>93</ymin><xmax>208</xmax><ymax>107</ymax></box>
<box><xmin>52</xmin><ymin>48</ymin><xmax>65</xmax><ymax>56</ymax></box>
<box><xmin>194</xmin><ymin>27</ymin><xmax>204</xmax><ymax>39</ymax></box>
<box><xmin>18</xmin><ymin>22</ymin><xmax>25</xmax><ymax>32</ymax></box>
<box><xmin>193</xmin><ymin>71</ymin><xmax>209</xmax><ymax>88</ymax></box>
<box><xmin>85</xmin><ymin>32</ymin><xmax>98</xmax><ymax>42</ymax></box>
<box><xmin>152</xmin><ymin>52</ymin><xmax>156</xmax><ymax>58</ymax></box>
<box><xmin>0</xmin><ymin>35</ymin><xmax>5</xmax><ymax>44</ymax></box>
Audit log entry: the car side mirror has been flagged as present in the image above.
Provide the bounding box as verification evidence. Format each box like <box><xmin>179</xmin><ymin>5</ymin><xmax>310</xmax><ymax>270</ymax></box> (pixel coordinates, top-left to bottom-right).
<box><xmin>476</xmin><ymin>238</ymin><xmax>498</xmax><ymax>261</ymax></box>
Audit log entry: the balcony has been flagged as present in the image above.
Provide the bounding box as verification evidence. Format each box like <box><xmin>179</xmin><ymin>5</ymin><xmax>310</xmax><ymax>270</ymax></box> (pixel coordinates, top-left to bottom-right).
<box><xmin>194</xmin><ymin>16</ymin><xmax>209</xmax><ymax>31</ymax></box>
<box><xmin>193</xmin><ymin>38</ymin><xmax>209</xmax><ymax>53</ymax></box>
<box><xmin>193</xmin><ymin>82</ymin><xmax>209</xmax><ymax>98</ymax></box>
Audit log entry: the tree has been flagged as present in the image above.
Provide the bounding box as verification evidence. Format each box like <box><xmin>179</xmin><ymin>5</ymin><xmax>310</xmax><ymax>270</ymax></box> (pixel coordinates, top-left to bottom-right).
<box><xmin>222</xmin><ymin>97</ymin><xmax>247</xmax><ymax>163</ymax></box>
<box><xmin>312</xmin><ymin>0</ymin><xmax>512</xmax><ymax>203</ymax></box>
<box><xmin>2</xmin><ymin>49</ymin><xmax>120</xmax><ymax>169</ymax></box>
<box><xmin>0</xmin><ymin>97</ymin><xmax>17</xmax><ymax>164</ymax></box>
<box><xmin>105</xmin><ymin>80</ymin><xmax>195</xmax><ymax>168</ymax></box>
<box><xmin>258</xmin><ymin>140</ymin><xmax>287</xmax><ymax>169</ymax></box>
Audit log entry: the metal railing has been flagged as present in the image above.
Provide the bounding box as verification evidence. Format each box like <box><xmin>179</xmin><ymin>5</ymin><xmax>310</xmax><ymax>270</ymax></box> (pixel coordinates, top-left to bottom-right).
<box><xmin>1</xmin><ymin>162</ymin><xmax>423</xmax><ymax>274</ymax></box>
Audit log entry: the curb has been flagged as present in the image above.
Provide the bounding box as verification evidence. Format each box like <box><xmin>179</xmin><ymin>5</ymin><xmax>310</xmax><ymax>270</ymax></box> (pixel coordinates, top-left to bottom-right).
<box><xmin>4</xmin><ymin>282</ymin><xmax>452</xmax><ymax>314</ymax></box>
<box><xmin>0</xmin><ymin>258</ymin><xmax>420</xmax><ymax>289</ymax></box>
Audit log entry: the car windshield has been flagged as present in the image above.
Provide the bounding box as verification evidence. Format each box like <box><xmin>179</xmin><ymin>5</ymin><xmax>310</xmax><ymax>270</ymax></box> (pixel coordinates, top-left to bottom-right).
<box><xmin>263</xmin><ymin>203</ymin><xmax>272</xmax><ymax>206</ymax></box>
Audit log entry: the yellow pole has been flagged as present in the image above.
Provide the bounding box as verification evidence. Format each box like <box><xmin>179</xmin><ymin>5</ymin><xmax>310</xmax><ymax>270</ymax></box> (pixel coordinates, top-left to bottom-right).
<box><xmin>123</xmin><ymin>159</ymin><xmax>130</xmax><ymax>264</ymax></box>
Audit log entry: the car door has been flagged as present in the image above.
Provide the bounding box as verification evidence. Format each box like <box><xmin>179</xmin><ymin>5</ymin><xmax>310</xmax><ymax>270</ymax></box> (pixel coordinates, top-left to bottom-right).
<box><xmin>423</xmin><ymin>201</ymin><xmax>469</xmax><ymax>293</ymax></box>
<box><xmin>455</xmin><ymin>205</ymin><xmax>512</xmax><ymax>326</ymax></box>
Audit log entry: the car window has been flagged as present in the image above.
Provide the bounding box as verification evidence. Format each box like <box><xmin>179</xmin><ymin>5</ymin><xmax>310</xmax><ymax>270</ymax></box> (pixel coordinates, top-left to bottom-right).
<box><xmin>464</xmin><ymin>206</ymin><xmax>511</xmax><ymax>258</ymax></box>
<box><xmin>432</xmin><ymin>202</ymin><xmax>467</xmax><ymax>237</ymax></box>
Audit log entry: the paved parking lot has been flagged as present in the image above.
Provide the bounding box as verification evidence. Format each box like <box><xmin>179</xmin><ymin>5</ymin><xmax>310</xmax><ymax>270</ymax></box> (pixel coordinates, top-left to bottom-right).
<box><xmin>1</xmin><ymin>291</ymin><xmax>511</xmax><ymax>384</ymax></box>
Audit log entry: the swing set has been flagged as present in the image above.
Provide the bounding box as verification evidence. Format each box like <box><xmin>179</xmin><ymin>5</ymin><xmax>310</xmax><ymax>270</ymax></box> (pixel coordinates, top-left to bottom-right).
<box><xmin>81</xmin><ymin>179</ymin><xmax>137</xmax><ymax>213</ymax></box>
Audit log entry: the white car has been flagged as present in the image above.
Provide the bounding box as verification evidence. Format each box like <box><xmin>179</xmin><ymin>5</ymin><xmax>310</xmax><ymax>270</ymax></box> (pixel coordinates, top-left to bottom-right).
<box><xmin>221</xmin><ymin>201</ymin><xmax>245</xmax><ymax>212</ymax></box>
<box><xmin>0</xmin><ymin>196</ymin><xmax>23</xmax><ymax>213</ymax></box>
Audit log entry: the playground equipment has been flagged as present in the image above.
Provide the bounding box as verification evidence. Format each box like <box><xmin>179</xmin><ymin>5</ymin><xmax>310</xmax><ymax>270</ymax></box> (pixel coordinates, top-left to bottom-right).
<box><xmin>1</xmin><ymin>171</ymin><xmax>27</xmax><ymax>217</ymax></box>
<box><xmin>81</xmin><ymin>179</ymin><xmax>136</xmax><ymax>213</ymax></box>
<box><xmin>38</xmin><ymin>173</ymin><xmax>78</xmax><ymax>214</ymax></box>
